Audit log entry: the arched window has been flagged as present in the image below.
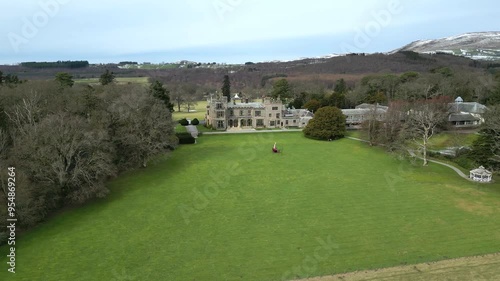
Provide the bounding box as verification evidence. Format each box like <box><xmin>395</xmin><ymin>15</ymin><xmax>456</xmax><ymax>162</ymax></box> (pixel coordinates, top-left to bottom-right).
<box><xmin>241</xmin><ymin>119</ymin><xmax>247</xmax><ymax>127</ymax></box>
<box><xmin>247</xmin><ymin>119</ymin><xmax>252</xmax><ymax>127</ymax></box>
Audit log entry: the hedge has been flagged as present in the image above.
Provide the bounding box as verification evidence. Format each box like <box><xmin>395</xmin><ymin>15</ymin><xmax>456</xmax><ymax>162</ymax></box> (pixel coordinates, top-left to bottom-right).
<box><xmin>176</xmin><ymin>132</ymin><xmax>196</xmax><ymax>144</ymax></box>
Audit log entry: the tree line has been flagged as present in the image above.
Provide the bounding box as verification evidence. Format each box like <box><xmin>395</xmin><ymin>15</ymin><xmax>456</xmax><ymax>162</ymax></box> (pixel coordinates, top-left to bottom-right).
<box><xmin>20</xmin><ymin>61</ymin><xmax>90</xmax><ymax>69</ymax></box>
<box><xmin>0</xmin><ymin>79</ymin><xmax>177</xmax><ymax>244</ymax></box>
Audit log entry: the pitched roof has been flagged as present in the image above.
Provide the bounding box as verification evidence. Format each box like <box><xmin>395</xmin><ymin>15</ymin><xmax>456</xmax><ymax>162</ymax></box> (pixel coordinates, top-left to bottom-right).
<box><xmin>342</xmin><ymin>109</ymin><xmax>370</xmax><ymax>115</ymax></box>
<box><xmin>470</xmin><ymin>166</ymin><xmax>492</xmax><ymax>176</ymax></box>
<box><xmin>448</xmin><ymin>113</ymin><xmax>480</xmax><ymax>122</ymax></box>
<box><xmin>448</xmin><ymin>102</ymin><xmax>487</xmax><ymax>114</ymax></box>
<box><xmin>355</xmin><ymin>103</ymin><xmax>389</xmax><ymax>111</ymax></box>
<box><xmin>227</xmin><ymin>102</ymin><xmax>265</xmax><ymax>109</ymax></box>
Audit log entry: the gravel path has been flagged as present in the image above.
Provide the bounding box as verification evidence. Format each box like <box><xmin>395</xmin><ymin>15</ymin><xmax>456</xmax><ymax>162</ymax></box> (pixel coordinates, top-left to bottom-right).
<box><xmin>185</xmin><ymin>125</ymin><xmax>199</xmax><ymax>138</ymax></box>
<box><xmin>203</xmin><ymin>129</ymin><xmax>302</xmax><ymax>135</ymax></box>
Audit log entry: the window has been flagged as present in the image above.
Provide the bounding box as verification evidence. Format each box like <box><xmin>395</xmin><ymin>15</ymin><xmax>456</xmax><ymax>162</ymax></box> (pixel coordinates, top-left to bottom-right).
<box><xmin>248</xmin><ymin>110</ymin><xmax>251</xmax><ymax>116</ymax></box>
<box><xmin>285</xmin><ymin>120</ymin><xmax>289</xmax><ymax>125</ymax></box>
<box><xmin>255</xmin><ymin>110</ymin><xmax>261</xmax><ymax>116</ymax></box>
<box><xmin>217</xmin><ymin>111</ymin><xmax>224</xmax><ymax>118</ymax></box>
<box><xmin>229</xmin><ymin>109</ymin><xmax>234</xmax><ymax>116</ymax></box>
<box><xmin>276</xmin><ymin>113</ymin><xmax>280</xmax><ymax>119</ymax></box>
<box><xmin>207</xmin><ymin>111</ymin><xmax>209</xmax><ymax>116</ymax></box>
<box><xmin>216</xmin><ymin>103</ymin><xmax>223</xmax><ymax>109</ymax></box>
<box><xmin>272</xmin><ymin>107</ymin><xmax>278</xmax><ymax>110</ymax></box>
<box><xmin>257</xmin><ymin>119</ymin><xmax>264</xmax><ymax>126</ymax></box>
<box><xmin>270</xmin><ymin>121</ymin><xmax>275</xmax><ymax>126</ymax></box>
<box><xmin>240</xmin><ymin>110</ymin><xmax>244</xmax><ymax>116</ymax></box>
<box><xmin>217</xmin><ymin>120</ymin><xmax>224</xmax><ymax>128</ymax></box>
<box><xmin>293</xmin><ymin>120</ymin><xmax>296</xmax><ymax>123</ymax></box>
<box><xmin>269</xmin><ymin>113</ymin><xmax>272</xmax><ymax>117</ymax></box>
<box><xmin>247</xmin><ymin>119</ymin><xmax>252</xmax><ymax>126</ymax></box>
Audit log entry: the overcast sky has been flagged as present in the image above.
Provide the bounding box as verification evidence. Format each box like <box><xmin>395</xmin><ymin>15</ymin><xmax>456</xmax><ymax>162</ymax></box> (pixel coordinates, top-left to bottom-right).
<box><xmin>0</xmin><ymin>0</ymin><xmax>498</xmax><ymax>64</ymax></box>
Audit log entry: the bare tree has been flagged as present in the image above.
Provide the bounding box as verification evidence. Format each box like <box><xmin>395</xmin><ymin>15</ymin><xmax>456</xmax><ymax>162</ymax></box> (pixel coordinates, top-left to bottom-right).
<box><xmin>382</xmin><ymin>100</ymin><xmax>406</xmax><ymax>150</ymax></box>
<box><xmin>108</xmin><ymin>91</ymin><xmax>177</xmax><ymax>168</ymax></box>
<box><xmin>362</xmin><ymin>105</ymin><xmax>382</xmax><ymax>146</ymax></box>
<box><xmin>4</xmin><ymin>91</ymin><xmax>41</xmax><ymax>136</ymax></box>
<box><xmin>169</xmin><ymin>84</ymin><xmax>186</xmax><ymax>112</ymax></box>
<box><xmin>176</xmin><ymin>84</ymin><xmax>200</xmax><ymax>113</ymax></box>
<box><xmin>402</xmin><ymin>96</ymin><xmax>451</xmax><ymax>165</ymax></box>
<box><xmin>9</xmin><ymin>113</ymin><xmax>116</xmax><ymax>205</ymax></box>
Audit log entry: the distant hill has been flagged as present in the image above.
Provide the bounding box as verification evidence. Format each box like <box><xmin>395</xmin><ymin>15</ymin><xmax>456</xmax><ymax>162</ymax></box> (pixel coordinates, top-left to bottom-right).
<box><xmin>2</xmin><ymin>32</ymin><xmax>498</xmax><ymax>90</ymax></box>
<box><xmin>392</xmin><ymin>32</ymin><xmax>500</xmax><ymax>61</ymax></box>
<box><xmin>0</xmin><ymin>51</ymin><xmax>487</xmax><ymax>91</ymax></box>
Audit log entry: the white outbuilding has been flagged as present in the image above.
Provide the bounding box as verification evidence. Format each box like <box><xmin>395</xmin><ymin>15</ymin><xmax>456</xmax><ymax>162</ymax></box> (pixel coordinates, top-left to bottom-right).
<box><xmin>469</xmin><ymin>166</ymin><xmax>492</xmax><ymax>183</ymax></box>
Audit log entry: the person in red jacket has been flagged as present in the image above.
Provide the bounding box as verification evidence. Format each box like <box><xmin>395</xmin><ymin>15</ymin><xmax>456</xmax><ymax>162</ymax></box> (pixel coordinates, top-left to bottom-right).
<box><xmin>272</xmin><ymin>142</ymin><xmax>279</xmax><ymax>153</ymax></box>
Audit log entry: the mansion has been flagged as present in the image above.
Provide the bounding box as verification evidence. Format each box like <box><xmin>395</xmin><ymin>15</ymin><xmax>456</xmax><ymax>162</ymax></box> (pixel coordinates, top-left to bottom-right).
<box><xmin>205</xmin><ymin>94</ymin><xmax>313</xmax><ymax>130</ymax></box>
<box><xmin>205</xmin><ymin>94</ymin><xmax>488</xmax><ymax>131</ymax></box>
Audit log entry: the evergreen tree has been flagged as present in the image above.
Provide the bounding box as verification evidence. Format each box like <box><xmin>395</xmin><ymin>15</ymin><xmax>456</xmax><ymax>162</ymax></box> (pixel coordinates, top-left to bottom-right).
<box><xmin>469</xmin><ymin>105</ymin><xmax>500</xmax><ymax>171</ymax></box>
<box><xmin>334</xmin><ymin>78</ymin><xmax>347</xmax><ymax>94</ymax></box>
<box><xmin>99</xmin><ymin>69</ymin><xmax>115</xmax><ymax>85</ymax></box>
<box><xmin>271</xmin><ymin>79</ymin><xmax>292</xmax><ymax>102</ymax></box>
<box><xmin>55</xmin><ymin>72</ymin><xmax>74</xmax><ymax>88</ymax></box>
<box><xmin>149</xmin><ymin>80</ymin><xmax>174</xmax><ymax>112</ymax></box>
<box><xmin>222</xmin><ymin>75</ymin><xmax>231</xmax><ymax>102</ymax></box>
<box><xmin>303</xmin><ymin>106</ymin><xmax>346</xmax><ymax>140</ymax></box>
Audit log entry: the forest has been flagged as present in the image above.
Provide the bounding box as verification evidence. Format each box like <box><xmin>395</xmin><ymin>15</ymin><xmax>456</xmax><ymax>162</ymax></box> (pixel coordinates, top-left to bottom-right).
<box><xmin>0</xmin><ymin>80</ymin><xmax>177</xmax><ymax>244</ymax></box>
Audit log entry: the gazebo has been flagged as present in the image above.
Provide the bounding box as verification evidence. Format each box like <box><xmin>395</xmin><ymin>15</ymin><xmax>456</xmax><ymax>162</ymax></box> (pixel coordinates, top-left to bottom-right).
<box><xmin>469</xmin><ymin>166</ymin><xmax>492</xmax><ymax>183</ymax></box>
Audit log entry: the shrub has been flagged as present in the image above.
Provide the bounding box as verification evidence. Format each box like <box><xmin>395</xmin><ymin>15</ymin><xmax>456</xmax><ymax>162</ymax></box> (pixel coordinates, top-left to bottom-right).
<box><xmin>176</xmin><ymin>132</ymin><xmax>196</xmax><ymax>144</ymax></box>
<box><xmin>455</xmin><ymin>154</ymin><xmax>477</xmax><ymax>170</ymax></box>
<box><xmin>191</xmin><ymin>118</ymin><xmax>200</xmax><ymax>125</ymax></box>
<box><xmin>303</xmin><ymin>106</ymin><xmax>346</xmax><ymax>140</ymax></box>
<box><xmin>179</xmin><ymin>118</ymin><xmax>189</xmax><ymax>126</ymax></box>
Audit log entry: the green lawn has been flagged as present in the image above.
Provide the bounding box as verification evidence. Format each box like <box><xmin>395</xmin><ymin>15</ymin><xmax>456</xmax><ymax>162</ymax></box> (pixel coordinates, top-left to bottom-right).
<box><xmin>172</xmin><ymin>101</ymin><xmax>207</xmax><ymax>121</ymax></box>
<box><xmin>74</xmin><ymin>76</ymin><xmax>150</xmax><ymax>85</ymax></box>
<box><xmin>427</xmin><ymin>132</ymin><xmax>479</xmax><ymax>149</ymax></box>
<box><xmin>1</xmin><ymin>132</ymin><xmax>500</xmax><ymax>281</ymax></box>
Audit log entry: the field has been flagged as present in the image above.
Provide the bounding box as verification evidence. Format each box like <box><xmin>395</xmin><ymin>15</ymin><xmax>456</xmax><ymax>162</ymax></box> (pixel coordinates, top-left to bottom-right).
<box><xmin>74</xmin><ymin>76</ymin><xmax>150</xmax><ymax>85</ymax></box>
<box><xmin>427</xmin><ymin>132</ymin><xmax>479</xmax><ymax>149</ymax></box>
<box><xmin>1</xmin><ymin>132</ymin><xmax>500</xmax><ymax>281</ymax></box>
<box><xmin>172</xmin><ymin>100</ymin><xmax>208</xmax><ymax>121</ymax></box>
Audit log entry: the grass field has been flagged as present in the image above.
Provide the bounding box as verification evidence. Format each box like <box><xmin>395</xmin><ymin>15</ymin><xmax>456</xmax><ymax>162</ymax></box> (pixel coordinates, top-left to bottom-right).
<box><xmin>427</xmin><ymin>132</ymin><xmax>479</xmax><ymax>149</ymax></box>
<box><xmin>172</xmin><ymin>100</ymin><xmax>208</xmax><ymax>121</ymax></box>
<box><xmin>74</xmin><ymin>76</ymin><xmax>150</xmax><ymax>85</ymax></box>
<box><xmin>1</xmin><ymin>132</ymin><xmax>500</xmax><ymax>281</ymax></box>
